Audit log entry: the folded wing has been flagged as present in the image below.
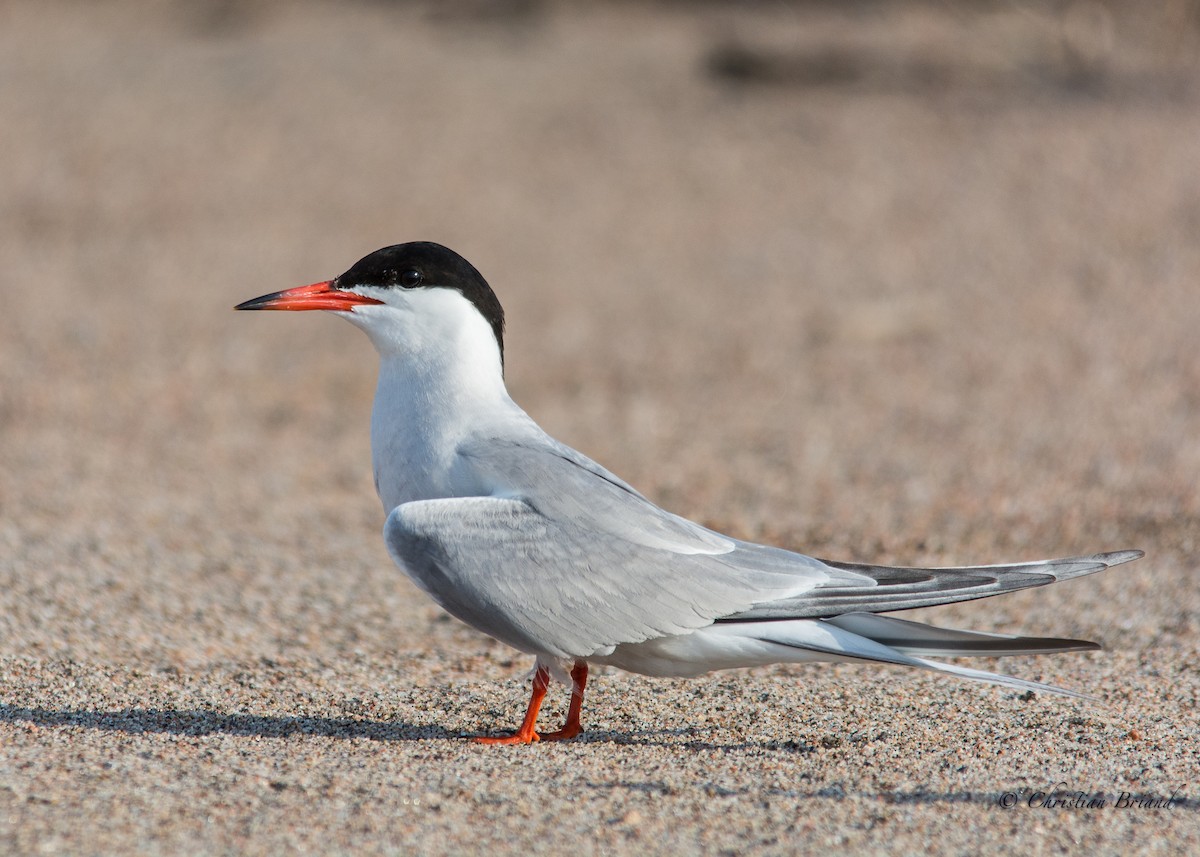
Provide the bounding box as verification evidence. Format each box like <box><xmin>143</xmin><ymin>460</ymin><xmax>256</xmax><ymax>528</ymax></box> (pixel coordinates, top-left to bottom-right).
<box><xmin>388</xmin><ymin>434</ymin><xmax>845</xmax><ymax>658</ymax></box>
<box><xmin>386</xmin><ymin>495</ymin><xmax>831</xmax><ymax>659</ymax></box>
<box><xmin>387</xmin><ymin>432</ymin><xmax>1142</xmax><ymax>671</ymax></box>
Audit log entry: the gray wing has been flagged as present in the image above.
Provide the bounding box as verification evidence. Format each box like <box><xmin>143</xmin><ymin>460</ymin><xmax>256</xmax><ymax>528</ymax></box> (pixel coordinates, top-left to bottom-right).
<box><xmin>457</xmin><ymin>435</ymin><xmax>739</xmax><ymax>555</ymax></box>
<box><xmin>385</xmin><ymin>435</ymin><xmax>842</xmax><ymax>658</ymax></box>
<box><xmin>388</xmin><ymin>433</ymin><xmax>1143</xmax><ymax>659</ymax></box>
<box><xmin>386</xmin><ymin>496</ymin><xmax>833</xmax><ymax>659</ymax></box>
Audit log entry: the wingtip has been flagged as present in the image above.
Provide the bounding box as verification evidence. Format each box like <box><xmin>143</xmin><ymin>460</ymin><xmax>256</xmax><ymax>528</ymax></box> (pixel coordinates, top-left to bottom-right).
<box><xmin>1091</xmin><ymin>549</ymin><xmax>1145</xmax><ymax>567</ymax></box>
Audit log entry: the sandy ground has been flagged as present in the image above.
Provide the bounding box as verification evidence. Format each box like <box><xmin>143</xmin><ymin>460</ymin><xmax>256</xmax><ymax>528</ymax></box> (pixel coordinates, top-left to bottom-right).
<box><xmin>1</xmin><ymin>0</ymin><xmax>1199</xmax><ymax>853</ymax></box>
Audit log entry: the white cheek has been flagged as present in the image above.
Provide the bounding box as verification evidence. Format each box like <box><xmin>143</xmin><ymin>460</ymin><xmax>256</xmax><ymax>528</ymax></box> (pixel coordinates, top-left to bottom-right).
<box><xmin>336</xmin><ymin>303</ymin><xmax>402</xmax><ymax>349</ymax></box>
<box><xmin>343</xmin><ymin>289</ymin><xmax>502</xmax><ymax>375</ymax></box>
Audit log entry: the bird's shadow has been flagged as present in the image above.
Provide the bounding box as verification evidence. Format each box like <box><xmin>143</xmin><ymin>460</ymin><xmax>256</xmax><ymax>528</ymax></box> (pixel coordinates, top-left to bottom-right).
<box><xmin>587</xmin><ymin>779</ymin><xmax>1199</xmax><ymax>809</ymax></box>
<box><xmin>0</xmin><ymin>703</ymin><xmax>449</xmax><ymax>741</ymax></box>
<box><xmin>4</xmin><ymin>704</ymin><xmax>1195</xmax><ymax>809</ymax></box>
<box><xmin>0</xmin><ymin>703</ymin><xmax>717</xmax><ymax>747</ymax></box>
<box><xmin>0</xmin><ymin>702</ymin><xmax>831</xmax><ymax>753</ymax></box>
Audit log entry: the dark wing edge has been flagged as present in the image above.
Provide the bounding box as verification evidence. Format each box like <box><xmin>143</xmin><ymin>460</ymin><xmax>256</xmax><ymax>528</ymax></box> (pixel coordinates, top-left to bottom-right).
<box><xmin>720</xmin><ymin>549</ymin><xmax>1144</xmax><ymax>620</ymax></box>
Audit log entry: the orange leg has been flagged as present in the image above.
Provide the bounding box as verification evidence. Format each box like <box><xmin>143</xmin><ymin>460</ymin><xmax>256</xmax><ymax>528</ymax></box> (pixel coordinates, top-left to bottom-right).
<box><xmin>473</xmin><ymin>660</ymin><xmax>589</xmax><ymax>745</ymax></box>
<box><xmin>541</xmin><ymin>661</ymin><xmax>588</xmax><ymax>741</ymax></box>
<box><xmin>474</xmin><ymin>664</ymin><xmax>551</xmax><ymax>745</ymax></box>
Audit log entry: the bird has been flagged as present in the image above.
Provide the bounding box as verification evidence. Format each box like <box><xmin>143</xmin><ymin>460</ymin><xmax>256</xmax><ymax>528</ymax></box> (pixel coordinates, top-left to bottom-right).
<box><xmin>236</xmin><ymin>241</ymin><xmax>1143</xmax><ymax>745</ymax></box>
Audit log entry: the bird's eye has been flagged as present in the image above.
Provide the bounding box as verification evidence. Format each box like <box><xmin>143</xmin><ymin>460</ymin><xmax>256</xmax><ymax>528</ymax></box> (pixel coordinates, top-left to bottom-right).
<box><xmin>400</xmin><ymin>269</ymin><xmax>423</xmax><ymax>288</ymax></box>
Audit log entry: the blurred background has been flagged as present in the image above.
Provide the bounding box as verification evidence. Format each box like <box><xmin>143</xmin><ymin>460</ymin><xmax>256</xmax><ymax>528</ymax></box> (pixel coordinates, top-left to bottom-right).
<box><xmin>2</xmin><ymin>0</ymin><xmax>1200</xmax><ymax>657</ymax></box>
<box><xmin>2</xmin><ymin>0</ymin><xmax>1199</xmax><ymax>660</ymax></box>
<box><xmin>1</xmin><ymin>0</ymin><xmax>1198</xmax><ymax>662</ymax></box>
<box><xmin>1</xmin><ymin>1</ymin><xmax>1199</xmax><ymax>851</ymax></box>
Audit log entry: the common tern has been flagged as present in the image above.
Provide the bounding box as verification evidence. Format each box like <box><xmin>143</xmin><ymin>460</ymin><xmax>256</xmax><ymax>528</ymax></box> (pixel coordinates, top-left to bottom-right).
<box><xmin>236</xmin><ymin>242</ymin><xmax>1142</xmax><ymax>745</ymax></box>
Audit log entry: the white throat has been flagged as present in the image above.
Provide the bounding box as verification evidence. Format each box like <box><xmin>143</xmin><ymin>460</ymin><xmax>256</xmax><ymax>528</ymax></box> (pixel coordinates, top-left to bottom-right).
<box><xmin>343</xmin><ymin>289</ymin><xmax>524</xmax><ymax>510</ymax></box>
